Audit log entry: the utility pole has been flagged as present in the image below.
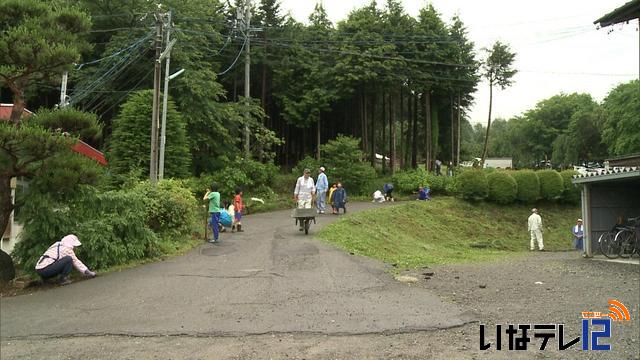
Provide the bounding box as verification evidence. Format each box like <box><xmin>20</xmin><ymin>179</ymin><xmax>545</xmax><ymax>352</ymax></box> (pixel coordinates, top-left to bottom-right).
<box><xmin>456</xmin><ymin>91</ymin><xmax>461</xmax><ymax>166</ymax></box>
<box><xmin>243</xmin><ymin>0</ymin><xmax>252</xmax><ymax>158</ymax></box>
<box><xmin>150</xmin><ymin>11</ymin><xmax>164</xmax><ymax>185</ymax></box>
<box><xmin>159</xmin><ymin>10</ymin><xmax>173</xmax><ymax>180</ymax></box>
<box><xmin>59</xmin><ymin>71</ymin><xmax>69</xmax><ymax>108</ymax></box>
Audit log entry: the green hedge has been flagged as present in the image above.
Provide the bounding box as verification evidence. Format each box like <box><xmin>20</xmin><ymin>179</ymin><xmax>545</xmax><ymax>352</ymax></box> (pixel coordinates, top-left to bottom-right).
<box><xmin>538</xmin><ymin>170</ymin><xmax>564</xmax><ymax>201</ymax></box>
<box><xmin>391</xmin><ymin>169</ymin><xmax>453</xmax><ymax>195</ymax></box>
<box><xmin>392</xmin><ymin>168</ymin><xmax>428</xmax><ymax>194</ymax></box>
<box><xmin>456</xmin><ymin>169</ymin><xmax>488</xmax><ymax>201</ymax></box>
<box><xmin>560</xmin><ymin>170</ymin><xmax>580</xmax><ymax>204</ymax></box>
<box><xmin>487</xmin><ymin>172</ymin><xmax>517</xmax><ymax>204</ymax></box>
<box><xmin>512</xmin><ymin>170</ymin><xmax>540</xmax><ymax>204</ymax></box>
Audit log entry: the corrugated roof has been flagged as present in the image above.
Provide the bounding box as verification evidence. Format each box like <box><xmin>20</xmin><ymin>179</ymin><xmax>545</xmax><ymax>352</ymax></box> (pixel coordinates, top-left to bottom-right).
<box><xmin>594</xmin><ymin>0</ymin><xmax>640</xmax><ymax>27</ymax></box>
<box><xmin>572</xmin><ymin>167</ymin><xmax>640</xmax><ymax>184</ymax></box>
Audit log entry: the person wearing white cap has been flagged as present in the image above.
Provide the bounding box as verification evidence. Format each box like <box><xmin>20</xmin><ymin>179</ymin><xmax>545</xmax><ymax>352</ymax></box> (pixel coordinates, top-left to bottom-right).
<box><xmin>527</xmin><ymin>208</ymin><xmax>544</xmax><ymax>251</ymax></box>
<box><xmin>316</xmin><ymin>167</ymin><xmax>329</xmax><ymax>214</ymax></box>
<box><xmin>35</xmin><ymin>234</ymin><xmax>96</xmax><ymax>285</ymax></box>
<box><xmin>572</xmin><ymin>218</ymin><xmax>584</xmax><ymax>250</ymax></box>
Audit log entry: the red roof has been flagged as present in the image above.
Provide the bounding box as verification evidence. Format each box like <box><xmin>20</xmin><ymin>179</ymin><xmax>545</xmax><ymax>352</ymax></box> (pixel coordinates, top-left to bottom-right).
<box><xmin>1</xmin><ymin>104</ymin><xmax>107</xmax><ymax>166</ymax></box>
<box><xmin>0</xmin><ymin>103</ymin><xmax>33</xmax><ymax>120</ymax></box>
<box><xmin>71</xmin><ymin>140</ymin><xmax>108</xmax><ymax>166</ymax></box>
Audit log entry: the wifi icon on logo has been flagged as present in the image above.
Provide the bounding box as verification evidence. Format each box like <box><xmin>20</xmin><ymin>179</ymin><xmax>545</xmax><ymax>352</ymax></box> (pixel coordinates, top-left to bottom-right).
<box><xmin>607</xmin><ymin>299</ymin><xmax>630</xmax><ymax>321</ymax></box>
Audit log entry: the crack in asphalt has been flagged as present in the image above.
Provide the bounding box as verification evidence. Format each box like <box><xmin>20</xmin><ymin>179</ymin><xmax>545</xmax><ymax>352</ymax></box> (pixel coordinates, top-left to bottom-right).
<box><xmin>174</xmin><ymin>274</ymin><xmax>272</xmax><ymax>279</ymax></box>
<box><xmin>1</xmin><ymin>320</ymin><xmax>479</xmax><ymax>341</ymax></box>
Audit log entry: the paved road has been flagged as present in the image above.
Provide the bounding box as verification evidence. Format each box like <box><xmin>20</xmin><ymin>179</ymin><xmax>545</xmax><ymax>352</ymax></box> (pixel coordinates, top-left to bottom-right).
<box><xmin>1</xmin><ymin>202</ymin><xmax>470</xmax><ymax>342</ymax></box>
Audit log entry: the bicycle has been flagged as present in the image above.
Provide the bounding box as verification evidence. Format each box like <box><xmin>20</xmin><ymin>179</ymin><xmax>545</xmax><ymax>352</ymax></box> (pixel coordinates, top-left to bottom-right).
<box><xmin>614</xmin><ymin>216</ymin><xmax>640</xmax><ymax>258</ymax></box>
<box><xmin>599</xmin><ymin>228</ymin><xmax>622</xmax><ymax>259</ymax></box>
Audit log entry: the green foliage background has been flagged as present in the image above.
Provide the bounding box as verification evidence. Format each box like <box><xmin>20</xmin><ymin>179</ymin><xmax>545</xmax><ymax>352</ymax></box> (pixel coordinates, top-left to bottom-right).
<box><xmin>108</xmin><ymin>90</ymin><xmax>191</xmax><ymax>179</ymax></box>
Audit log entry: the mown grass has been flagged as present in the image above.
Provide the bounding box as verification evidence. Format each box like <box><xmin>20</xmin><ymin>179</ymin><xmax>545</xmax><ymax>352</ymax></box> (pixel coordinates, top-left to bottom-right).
<box><xmin>318</xmin><ymin>197</ymin><xmax>580</xmax><ymax>268</ymax></box>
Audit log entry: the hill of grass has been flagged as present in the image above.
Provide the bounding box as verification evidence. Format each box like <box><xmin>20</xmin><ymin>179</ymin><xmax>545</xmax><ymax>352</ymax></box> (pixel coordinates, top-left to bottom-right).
<box><xmin>318</xmin><ymin>197</ymin><xmax>581</xmax><ymax>268</ymax></box>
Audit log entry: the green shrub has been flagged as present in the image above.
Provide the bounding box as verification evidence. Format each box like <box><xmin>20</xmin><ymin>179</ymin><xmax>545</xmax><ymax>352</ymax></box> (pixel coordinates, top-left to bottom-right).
<box><xmin>13</xmin><ymin>180</ymin><xmax>200</xmax><ymax>275</ymax></box>
<box><xmin>538</xmin><ymin>170</ymin><xmax>564</xmax><ymax>201</ymax></box>
<box><xmin>425</xmin><ymin>174</ymin><xmax>448</xmax><ymax>194</ymax></box>
<box><xmin>272</xmin><ymin>173</ymin><xmax>298</xmax><ymax>195</ymax></box>
<box><xmin>234</xmin><ymin>158</ymin><xmax>278</xmax><ymax>189</ymax></box>
<box><xmin>321</xmin><ymin>135</ymin><xmax>376</xmax><ymax>195</ymax></box>
<box><xmin>456</xmin><ymin>169</ymin><xmax>488</xmax><ymax>201</ymax></box>
<box><xmin>292</xmin><ymin>156</ymin><xmax>321</xmax><ymax>179</ymax></box>
<box><xmin>512</xmin><ymin>170</ymin><xmax>540</xmax><ymax>203</ymax></box>
<box><xmin>560</xmin><ymin>170</ymin><xmax>580</xmax><ymax>204</ymax></box>
<box><xmin>487</xmin><ymin>172</ymin><xmax>517</xmax><ymax>204</ymax></box>
<box><xmin>185</xmin><ymin>159</ymin><xmax>280</xmax><ymax>201</ymax></box>
<box><xmin>13</xmin><ymin>187</ymin><xmax>159</xmax><ymax>274</ymax></box>
<box><xmin>392</xmin><ymin>168</ymin><xmax>428</xmax><ymax>194</ymax></box>
<box><xmin>133</xmin><ymin>180</ymin><xmax>199</xmax><ymax>238</ymax></box>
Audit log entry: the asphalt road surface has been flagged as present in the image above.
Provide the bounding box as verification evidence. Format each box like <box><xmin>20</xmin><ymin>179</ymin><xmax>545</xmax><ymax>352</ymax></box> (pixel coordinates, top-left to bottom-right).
<box><xmin>2</xmin><ymin>202</ymin><xmax>637</xmax><ymax>359</ymax></box>
<box><xmin>1</xmin><ymin>202</ymin><xmax>473</xmax><ymax>359</ymax></box>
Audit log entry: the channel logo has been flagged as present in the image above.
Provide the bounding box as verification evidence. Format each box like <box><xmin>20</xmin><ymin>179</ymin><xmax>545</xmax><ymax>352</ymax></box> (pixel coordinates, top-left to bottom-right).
<box><xmin>607</xmin><ymin>299</ymin><xmax>630</xmax><ymax>322</ymax></box>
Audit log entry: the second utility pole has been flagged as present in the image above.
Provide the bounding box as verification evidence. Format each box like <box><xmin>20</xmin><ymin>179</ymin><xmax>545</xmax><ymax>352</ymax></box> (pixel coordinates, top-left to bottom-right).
<box><xmin>159</xmin><ymin>10</ymin><xmax>172</xmax><ymax>180</ymax></box>
<box><xmin>243</xmin><ymin>0</ymin><xmax>251</xmax><ymax>158</ymax></box>
<box><xmin>150</xmin><ymin>11</ymin><xmax>164</xmax><ymax>184</ymax></box>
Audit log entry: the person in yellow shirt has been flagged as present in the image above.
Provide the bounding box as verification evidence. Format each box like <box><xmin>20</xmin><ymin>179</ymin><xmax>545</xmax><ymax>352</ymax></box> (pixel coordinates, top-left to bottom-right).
<box><xmin>328</xmin><ymin>183</ymin><xmax>338</xmax><ymax>214</ymax></box>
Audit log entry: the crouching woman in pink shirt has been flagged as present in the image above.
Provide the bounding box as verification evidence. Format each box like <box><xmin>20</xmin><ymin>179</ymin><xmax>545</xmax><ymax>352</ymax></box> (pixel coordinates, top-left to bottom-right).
<box><xmin>35</xmin><ymin>234</ymin><xmax>96</xmax><ymax>285</ymax></box>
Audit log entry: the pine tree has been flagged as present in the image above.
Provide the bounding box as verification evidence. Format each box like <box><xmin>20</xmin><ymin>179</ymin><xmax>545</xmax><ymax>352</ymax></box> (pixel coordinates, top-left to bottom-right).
<box><xmin>109</xmin><ymin>90</ymin><xmax>191</xmax><ymax>179</ymax></box>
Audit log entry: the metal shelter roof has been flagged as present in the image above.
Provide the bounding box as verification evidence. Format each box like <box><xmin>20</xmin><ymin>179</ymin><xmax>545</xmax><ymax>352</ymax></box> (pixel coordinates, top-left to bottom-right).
<box><xmin>572</xmin><ymin>167</ymin><xmax>640</xmax><ymax>184</ymax></box>
<box><xmin>594</xmin><ymin>0</ymin><xmax>640</xmax><ymax>27</ymax></box>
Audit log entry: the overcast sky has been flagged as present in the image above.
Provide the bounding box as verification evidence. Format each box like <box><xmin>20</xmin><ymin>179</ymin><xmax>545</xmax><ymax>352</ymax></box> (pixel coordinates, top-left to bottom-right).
<box><xmin>277</xmin><ymin>0</ymin><xmax>639</xmax><ymax>124</ymax></box>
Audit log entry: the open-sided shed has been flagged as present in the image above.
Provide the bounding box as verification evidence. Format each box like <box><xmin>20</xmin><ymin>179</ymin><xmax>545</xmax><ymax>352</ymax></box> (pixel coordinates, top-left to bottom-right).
<box><xmin>572</xmin><ymin>167</ymin><xmax>640</xmax><ymax>256</ymax></box>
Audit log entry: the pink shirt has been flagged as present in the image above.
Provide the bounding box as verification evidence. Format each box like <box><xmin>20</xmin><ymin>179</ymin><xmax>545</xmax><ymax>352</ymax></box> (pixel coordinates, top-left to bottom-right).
<box><xmin>35</xmin><ymin>236</ymin><xmax>89</xmax><ymax>274</ymax></box>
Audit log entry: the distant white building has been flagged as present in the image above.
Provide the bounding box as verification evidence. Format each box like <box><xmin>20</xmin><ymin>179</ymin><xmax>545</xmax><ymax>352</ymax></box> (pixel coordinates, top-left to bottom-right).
<box><xmin>484</xmin><ymin>157</ymin><xmax>513</xmax><ymax>169</ymax></box>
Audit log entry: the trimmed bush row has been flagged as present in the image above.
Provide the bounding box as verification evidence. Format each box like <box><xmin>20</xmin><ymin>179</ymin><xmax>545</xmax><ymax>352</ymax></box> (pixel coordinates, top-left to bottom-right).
<box><xmin>391</xmin><ymin>168</ymin><xmax>579</xmax><ymax>205</ymax></box>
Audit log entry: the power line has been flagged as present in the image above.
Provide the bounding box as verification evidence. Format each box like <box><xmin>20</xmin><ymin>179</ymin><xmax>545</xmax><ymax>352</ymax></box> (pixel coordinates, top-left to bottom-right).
<box><xmin>69</xmin><ymin>39</ymin><xmax>152</xmax><ymax>107</ymax></box>
<box><xmin>217</xmin><ymin>36</ymin><xmax>247</xmax><ymax>76</ymax></box>
<box><xmin>98</xmin><ymin>68</ymin><xmax>154</xmax><ymax>118</ymax></box>
<box><xmin>76</xmin><ymin>32</ymin><xmax>153</xmax><ymax>69</ymax></box>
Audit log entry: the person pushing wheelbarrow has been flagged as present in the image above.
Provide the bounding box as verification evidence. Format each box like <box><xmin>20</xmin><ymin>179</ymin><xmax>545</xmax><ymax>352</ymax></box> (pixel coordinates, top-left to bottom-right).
<box><xmin>293</xmin><ymin>168</ymin><xmax>316</xmax><ymax>233</ymax></box>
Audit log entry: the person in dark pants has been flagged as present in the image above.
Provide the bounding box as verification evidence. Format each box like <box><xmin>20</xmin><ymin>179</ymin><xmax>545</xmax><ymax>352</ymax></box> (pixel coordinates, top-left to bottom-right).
<box><xmin>35</xmin><ymin>234</ymin><xmax>96</xmax><ymax>286</ymax></box>
<box><xmin>332</xmin><ymin>182</ymin><xmax>347</xmax><ymax>214</ymax></box>
<box><xmin>203</xmin><ymin>183</ymin><xmax>221</xmax><ymax>243</ymax></box>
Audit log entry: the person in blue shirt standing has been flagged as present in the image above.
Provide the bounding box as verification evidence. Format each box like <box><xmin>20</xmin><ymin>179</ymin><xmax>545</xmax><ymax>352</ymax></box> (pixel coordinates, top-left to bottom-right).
<box><xmin>572</xmin><ymin>218</ymin><xmax>584</xmax><ymax>250</ymax></box>
<box><xmin>316</xmin><ymin>166</ymin><xmax>329</xmax><ymax>214</ymax></box>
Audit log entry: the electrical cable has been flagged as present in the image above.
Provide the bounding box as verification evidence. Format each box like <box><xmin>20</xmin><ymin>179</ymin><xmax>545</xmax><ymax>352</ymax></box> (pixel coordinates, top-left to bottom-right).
<box><xmin>217</xmin><ymin>36</ymin><xmax>247</xmax><ymax>76</ymax></box>
<box><xmin>76</xmin><ymin>32</ymin><xmax>153</xmax><ymax>69</ymax></box>
<box><xmin>98</xmin><ymin>67</ymin><xmax>155</xmax><ymax>118</ymax></box>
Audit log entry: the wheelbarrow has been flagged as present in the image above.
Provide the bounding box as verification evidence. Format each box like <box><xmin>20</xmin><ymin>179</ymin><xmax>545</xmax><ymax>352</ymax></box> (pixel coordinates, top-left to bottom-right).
<box><xmin>292</xmin><ymin>207</ymin><xmax>317</xmax><ymax>235</ymax></box>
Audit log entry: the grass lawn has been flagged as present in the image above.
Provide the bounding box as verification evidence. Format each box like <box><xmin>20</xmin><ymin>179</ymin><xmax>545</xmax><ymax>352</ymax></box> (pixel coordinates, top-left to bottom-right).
<box><xmin>318</xmin><ymin>196</ymin><xmax>581</xmax><ymax>268</ymax></box>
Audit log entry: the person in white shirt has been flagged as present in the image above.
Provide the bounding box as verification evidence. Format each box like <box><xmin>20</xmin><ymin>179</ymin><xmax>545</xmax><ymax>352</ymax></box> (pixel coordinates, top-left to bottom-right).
<box><xmin>372</xmin><ymin>190</ymin><xmax>385</xmax><ymax>203</ymax></box>
<box><xmin>572</xmin><ymin>218</ymin><xmax>584</xmax><ymax>250</ymax></box>
<box><xmin>528</xmin><ymin>208</ymin><xmax>544</xmax><ymax>251</ymax></box>
<box><xmin>294</xmin><ymin>168</ymin><xmax>316</xmax><ymax>209</ymax></box>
